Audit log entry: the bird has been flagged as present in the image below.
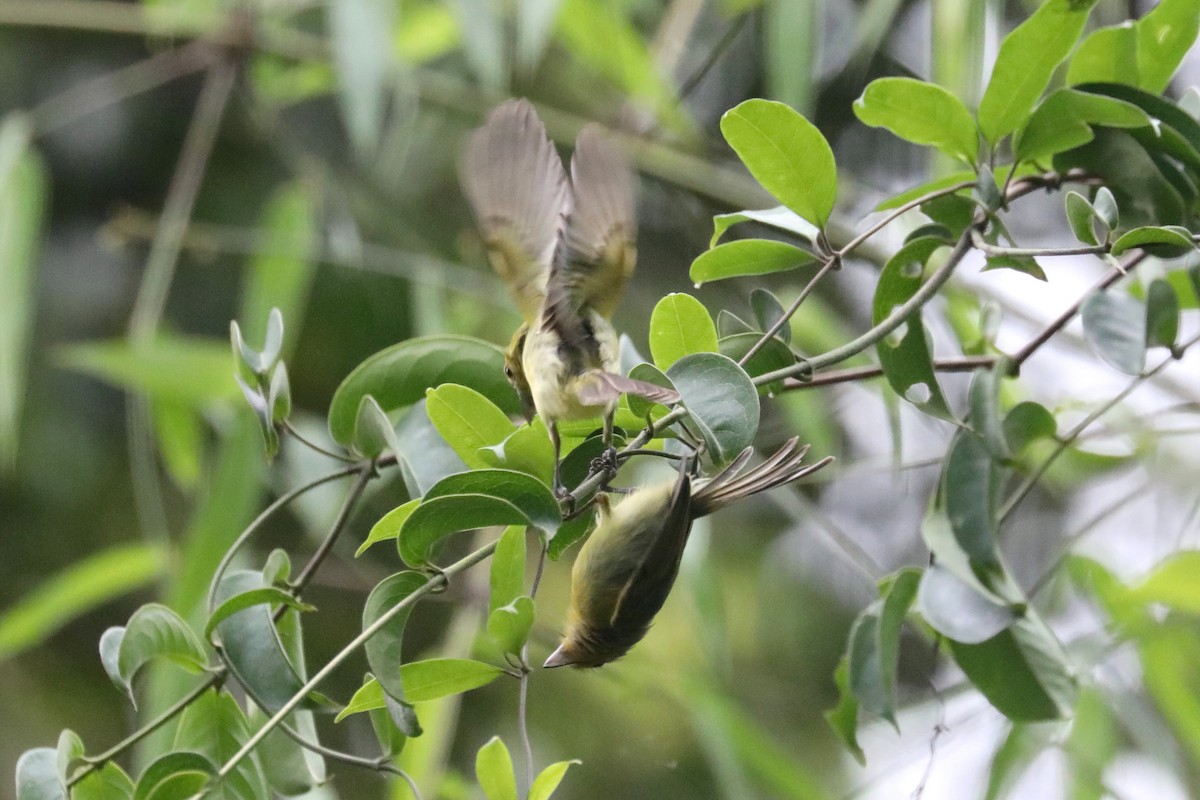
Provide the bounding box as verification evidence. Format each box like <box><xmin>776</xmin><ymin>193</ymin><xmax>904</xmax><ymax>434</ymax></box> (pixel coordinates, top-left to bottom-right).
<box><xmin>544</xmin><ymin>437</ymin><xmax>833</xmax><ymax>668</ymax></box>
<box><xmin>461</xmin><ymin>99</ymin><xmax>679</xmax><ymax>494</ymax></box>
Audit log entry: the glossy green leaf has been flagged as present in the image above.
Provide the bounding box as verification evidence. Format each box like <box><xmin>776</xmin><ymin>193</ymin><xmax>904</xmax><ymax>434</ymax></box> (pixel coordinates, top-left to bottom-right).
<box><xmin>399</xmin><ymin>469</ymin><xmax>559</xmax><ymax>566</ymax></box>
<box><xmin>56</xmin><ymin>336</ymin><xmax>239</xmax><ymax>407</ymax></box>
<box><xmin>528</xmin><ymin>759</ymin><xmax>581</xmax><ymax>800</ymax></box>
<box><xmin>358</xmin><ymin>499</ymin><xmax>420</xmax><ymax>556</ymax></box>
<box><xmin>1014</xmin><ymin>88</ymin><xmax>1149</xmax><ymax>163</ymax></box>
<box><xmin>948</xmin><ymin>612</ymin><xmax>1077</xmax><ymax>721</ymax></box>
<box><xmin>328</xmin><ymin>0</ymin><xmax>395</xmax><ymax>157</ymax></box>
<box><xmin>0</xmin><ymin>543</ymin><xmax>165</xmax><ymax>660</ymax></box>
<box><xmin>824</xmin><ymin>659</ymin><xmax>865</xmax><ymax>766</ymax></box>
<box><xmin>1081</xmin><ymin>291</ymin><xmax>1146</xmax><ymax>375</ymax></box>
<box><xmin>336</xmin><ymin>675</ymin><xmax>386</xmax><ymax>722</ymax></box>
<box><xmin>476</xmin><ymin>736</ymin><xmax>518</xmax><ymax>800</ymax></box>
<box><xmin>689</xmin><ymin>239</ymin><xmax>818</xmax><ymax>285</ymax></box>
<box><xmin>477</xmin><ymin>418</ymin><xmax>556</xmax><ymax>484</ymax></box>
<box><xmin>1135</xmin><ymin>0</ymin><xmax>1200</xmax><ymax>93</ymax></box>
<box><xmin>853</xmin><ymin>77</ymin><xmax>978</xmax><ymax>164</ymax></box>
<box><xmin>871</xmin><ymin>237</ymin><xmax>954</xmax><ymax>420</ymax></box>
<box><xmin>847</xmin><ymin>569</ymin><xmax>920</xmax><ymax>727</ymax></box>
<box><xmin>1064</xmin><ymin>191</ymin><xmax>1102</xmax><ymax>245</ymax></box>
<box><xmin>1066</xmin><ymin>23</ymin><xmax>1138</xmax><ymax>86</ymax></box>
<box><xmin>0</xmin><ymin>115</ymin><xmax>45</xmax><ymax>470</ymax></box>
<box><xmin>1125</xmin><ymin>552</ymin><xmax>1200</xmax><ymax>613</ymax></box>
<box><xmin>400</xmin><ymin>657</ymin><xmax>505</xmax><ymax>701</ymax></box>
<box><xmin>649</xmin><ymin>293</ymin><xmax>719</xmax><ymax>370</ymax></box>
<box><xmin>1145</xmin><ymin>279</ymin><xmax>1180</xmax><ymax>349</ymax></box>
<box><xmin>204</xmin><ymin>587</ymin><xmax>313</xmax><ymax>640</ymax></box>
<box><xmin>666</xmin><ymin>353</ymin><xmax>760</xmax><ymax>465</ymax></box>
<box><xmin>720</xmin><ymin>99</ymin><xmax>837</xmax><ymax>226</ymax></box>
<box><xmin>488</xmin><ymin>596</ymin><xmax>535</xmax><ymax>656</ymax></box>
<box><xmin>73</xmin><ymin>763</ymin><xmax>134</xmax><ymax>800</ymax></box>
<box><xmin>174</xmin><ymin>689</ymin><xmax>268</xmax><ymax>800</ymax></box>
<box><xmin>110</xmin><ymin>604</ymin><xmax>207</xmax><ymax>703</ymax></box>
<box><xmin>213</xmin><ymin>570</ymin><xmax>307</xmax><ymax>715</ymax></box>
<box><xmin>133</xmin><ymin>752</ymin><xmax>214</xmax><ymax>800</ymax></box>
<box><xmin>427</xmin><ymin>383</ymin><xmax>518</xmax><ymax>469</ymax></box>
<box><xmin>977</xmin><ymin>0</ymin><xmax>1098</xmax><ymax>143</ymax></box>
<box><xmin>1110</xmin><ymin>226</ymin><xmax>1197</xmax><ymax>258</ymax></box>
<box><xmin>710</xmin><ymin>206</ymin><xmax>819</xmax><ymax>248</ymax></box>
<box><xmin>489</xmin><ymin>525</ymin><xmax>526</xmax><ymax>615</ymax></box>
<box><xmin>362</xmin><ymin>571</ymin><xmax>427</xmax><ymax>736</ymax></box>
<box><xmin>15</xmin><ymin>748</ymin><xmax>62</xmax><ymax>800</ymax></box>
<box><xmin>917</xmin><ymin>563</ymin><xmax>1017</xmax><ymax>643</ymax></box>
<box><xmin>1003</xmin><ymin>401</ymin><xmax>1057</xmax><ymax>455</ymax></box>
<box><xmin>328</xmin><ymin>335</ymin><xmax>519</xmax><ymax>445</ymax></box>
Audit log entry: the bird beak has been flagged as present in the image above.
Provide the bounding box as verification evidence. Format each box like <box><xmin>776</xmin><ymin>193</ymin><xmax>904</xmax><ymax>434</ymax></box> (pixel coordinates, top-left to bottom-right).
<box><xmin>543</xmin><ymin>643</ymin><xmax>575</xmax><ymax>669</ymax></box>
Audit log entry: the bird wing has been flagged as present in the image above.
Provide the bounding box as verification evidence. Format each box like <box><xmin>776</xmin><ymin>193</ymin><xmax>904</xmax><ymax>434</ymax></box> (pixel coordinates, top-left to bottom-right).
<box><xmin>609</xmin><ymin>473</ymin><xmax>693</xmax><ymax>631</ymax></box>
<box><xmin>544</xmin><ymin>124</ymin><xmax>637</xmax><ymax>321</ymax></box>
<box><xmin>461</xmin><ymin>99</ymin><xmax>569</xmax><ymax>323</ymax></box>
<box><xmin>573</xmin><ymin>369</ymin><xmax>680</xmax><ymax>407</ymax></box>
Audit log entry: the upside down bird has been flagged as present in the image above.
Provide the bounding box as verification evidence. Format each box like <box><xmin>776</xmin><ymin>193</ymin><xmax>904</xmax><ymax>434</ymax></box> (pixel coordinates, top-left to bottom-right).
<box><xmin>461</xmin><ymin>99</ymin><xmax>679</xmax><ymax>494</ymax></box>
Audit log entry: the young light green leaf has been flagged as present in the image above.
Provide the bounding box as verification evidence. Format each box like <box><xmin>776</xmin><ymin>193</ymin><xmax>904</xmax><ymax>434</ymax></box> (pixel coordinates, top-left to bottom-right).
<box><xmin>1066</xmin><ymin>23</ymin><xmax>1138</xmax><ymax>87</ymax></box>
<box><xmin>977</xmin><ymin>0</ymin><xmax>1099</xmax><ymax>143</ymax></box>
<box><xmin>666</xmin><ymin>353</ymin><xmax>760</xmax><ymax>465</ymax></box>
<box><xmin>1110</xmin><ymin>226</ymin><xmax>1197</xmax><ymax>258</ymax></box>
<box><xmin>73</xmin><ymin>763</ymin><xmax>134</xmax><ymax>800</ymax></box>
<box><xmin>399</xmin><ymin>657</ymin><xmax>505</xmax><ymax>702</ymax></box>
<box><xmin>853</xmin><ymin>77</ymin><xmax>978</xmax><ymax>164</ymax></box>
<box><xmin>528</xmin><ymin>760</ymin><xmax>581</xmax><ymax>800</ymax></box>
<box><xmin>1124</xmin><ymin>551</ymin><xmax>1200</xmax><ymax>613</ymax></box>
<box><xmin>487</xmin><ymin>596</ymin><xmax>535</xmax><ymax>656</ymax></box>
<box><xmin>710</xmin><ymin>206</ymin><xmax>819</xmax><ymax>248</ymax></box>
<box><xmin>362</xmin><ymin>571</ymin><xmax>428</xmax><ymax>736</ymax></box>
<box><xmin>690</xmin><ymin>239</ymin><xmax>818</xmax><ymax>285</ymax></box>
<box><xmin>1014</xmin><ymin>88</ymin><xmax>1149</xmax><ymax>163</ymax></box>
<box><xmin>328</xmin><ymin>335</ymin><xmax>519</xmax><ymax>445</ymax></box>
<box><xmin>204</xmin><ymin>587</ymin><xmax>313</xmax><ymax>640</ymax></box>
<box><xmin>1081</xmin><ymin>291</ymin><xmax>1146</xmax><ymax>375</ymax></box>
<box><xmin>427</xmin><ymin>383</ymin><xmax>518</xmax><ymax>469</ymax></box>
<box><xmin>1064</xmin><ymin>191</ymin><xmax>1101</xmax><ymax>245</ymax></box>
<box><xmin>358</xmin><ymin>499</ymin><xmax>420</xmax><ymax>556</ymax></box>
<box><xmin>1135</xmin><ymin>0</ymin><xmax>1200</xmax><ymax>93</ymax></box>
<box><xmin>477</xmin><ymin>418</ymin><xmax>556</xmax><ymax>484</ymax></box>
<box><xmin>476</xmin><ymin>736</ymin><xmax>518</xmax><ymax>800</ymax></box>
<box><xmin>720</xmin><ymin>99</ymin><xmax>837</xmax><ymax>227</ymax></box>
<box><xmin>0</xmin><ymin>543</ymin><xmax>165</xmax><ymax>660</ymax></box>
<box><xmin>1144</xmin><ymin>279</ymin><xmax>1180</xmax><ymax>349</ymax></box>
<box><xmin>824</xmin><ymin>659</ymin><xmax>865</xmax><ymax>766</ymax></box>
<box><xmin>649</xmin><ymin>293</ymin><xmax>719</xmax><ymax>370</ymax></box>
<box><xmin>489</xmin><ymin>526</ymin><xmax>526</xmax><ymax>615</ymax></box>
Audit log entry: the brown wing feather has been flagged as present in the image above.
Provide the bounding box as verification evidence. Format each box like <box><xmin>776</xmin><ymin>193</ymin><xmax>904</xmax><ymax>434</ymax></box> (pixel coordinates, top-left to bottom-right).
<box><xmin>693</xmin><ymin>438</ymin><xmax>832</xmax><ymax>516</ymax></box>
<box><xmin>574</xmin><ymin>369</ymin><xmax>680</xmax><ymax>407</ymax></box>
<box><xmin>546</xmin><ymin>125</ymin><xmax>637</xmax><ymax>319</ymax></box>
<box><xmin>461</xmin><ymin>99</ymin><xmax>569</xmax><ymax>322</ymax></box>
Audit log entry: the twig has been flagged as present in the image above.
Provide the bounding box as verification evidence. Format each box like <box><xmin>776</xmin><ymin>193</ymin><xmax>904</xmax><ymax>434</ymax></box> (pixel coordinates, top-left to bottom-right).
<box><xmin>275</xmin><ymin>720</ymin><xmax>423</xmax><ymax>795</ymax></box>
<box><xmin>281</xmin><ymin>420</ymin><xmax>356</xmax><ymax>463</ymax></box>
<box><xmin>835</xmin><ymin>180</ymin><xmax>977</xmax><ymax>259</ymax></box>
<box><xmin>677</xmin><ymin>13</ymin><xmax>750</xmax><ymax>101</ymax></box>
<box><xmin>738</xmin><ymin>255</ymin><xmax>840</xmax><ymax>368</ymax></box>
<box><xmin>780</xmin><ymin>356</ymin><xmax>997</xmax><ymax>391</ymax></box>
<box><xmin>286</xmin><ymin>463</ymin><xmax>377</xmax><ymax>603</ymax></box>
<box><xmin>516</xmin><ymin>538</ymin><xmax>549</xmax><ymax>792</ymax></box>
<box><xmin>969</xmin><ymin>228</ymin><xmax>1106</xmax><ymax>259</ymax></box>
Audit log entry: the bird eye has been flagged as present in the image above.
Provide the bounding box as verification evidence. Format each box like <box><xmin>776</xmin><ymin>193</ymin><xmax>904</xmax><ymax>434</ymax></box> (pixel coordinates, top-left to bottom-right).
<box><xmin>504</xmin><ymin>365</ymin><xmax>514</xmax><ymax>378</ymax></box>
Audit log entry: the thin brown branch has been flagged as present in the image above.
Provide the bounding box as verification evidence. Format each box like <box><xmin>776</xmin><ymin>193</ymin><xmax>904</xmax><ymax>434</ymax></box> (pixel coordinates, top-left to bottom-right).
<box><xmin>780</xmin><ymin>356</ymin><xmax>998</xmax><ymax>391</ymax></box>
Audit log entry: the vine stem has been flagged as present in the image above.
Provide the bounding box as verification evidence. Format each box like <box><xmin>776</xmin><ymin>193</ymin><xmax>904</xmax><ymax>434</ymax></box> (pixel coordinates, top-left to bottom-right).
<box><xmin>286</xmin><ymin>462</ymin><xmax>376</xmax><ymax>602</ymax></box>
<box><xmin>215</xmin><ymin>540</ymin><xmax>498</xmax><ymax>780</ymax></box>
<box><xmin>780</xmin><ymin>356</ymin><xmax>997</xmax><ymax>391</ymax></box>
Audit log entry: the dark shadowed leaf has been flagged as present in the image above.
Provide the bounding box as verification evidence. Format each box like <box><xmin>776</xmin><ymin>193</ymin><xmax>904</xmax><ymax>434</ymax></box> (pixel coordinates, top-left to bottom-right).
<box><xmin>173</xmin><ymin>689</ymin><xmax>268</xmax><ymax>800</ymax></box>
<box><xmin>1145</xmin><ymin>279</ymin><xmax>1180</xmax><ymax>349</ymax></box>
<box><xmin>362</xmin><ymin>571</ymin><xmax>427</xmax><ymax>736</ymax></box>
<box><xmin>667</xmin><ymin>353</ymin><xmax>760</xmax><ymax>464</ymax></box>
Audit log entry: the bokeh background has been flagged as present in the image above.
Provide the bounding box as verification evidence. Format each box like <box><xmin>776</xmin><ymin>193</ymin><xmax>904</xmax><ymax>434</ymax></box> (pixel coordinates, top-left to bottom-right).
<box><xmin>2</xmin><ymin>1</ymin><xmax>1199</xmax><ymax>798</ymax></box>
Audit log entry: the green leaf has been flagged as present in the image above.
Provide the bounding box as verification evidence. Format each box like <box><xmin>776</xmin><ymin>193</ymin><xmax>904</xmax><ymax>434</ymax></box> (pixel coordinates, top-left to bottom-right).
<box><xmin>362</xmin><ymin>571</ymin><xmax>427</xmax><ymax>736</ymax></box>
<box><xmin>917</xmin><ymin>563</ymin><xmax>1017</xmax><ymax>643</ymax></box>
<box><xmin>1144</xmin><ymin>279</ymin><xmax>1180</xmax><ymax>350</ymax></box>
<box><xmin>1110</xmin><ymin>226</ymin><xmax>1197</xmax><ymax>258</ymax></box>
<box><xmin>717</xmin><ymin>333</ymin><xmax>795</xmax><ymax>385</ymax></box>
<box><xmin>477</xmin><ymin>418</ymin><xmax>556</xmax><ymax>484</ymax></box>
<box><xmin>941</xmin><ymin>431</ymin><xmax>1004</xmax><ymax>579</ymax></box>
<box><xmin>173</xmin><ymin>689</ymin><xmax>268</xmax><ymax>800</ymax></box>
<box><xmin>666</xmin><ymin>353</ymin><xmax>760</xmax><ymax>465</ymax></box>
<box><xmin>977</xmin><ymin>0</ymin><xmax>1099</xmax><ymax>143</ymax></box>
<box><xmin>690</xmin><ymin>239</ymin><xmax>818</xmax><ymax>286</ymax></box>
<box><xmin>0</xmin><ymin>115</ymin><xmax>45</xmax><ymax>470</ymax></box>
<box><xmin>528</xmin><ymin>760</ymin><xmax>581</xmax><ymax>800</ymax></box>
<box><xmin>15</xmin><ymin>748</ymin><xmax>63</xmax><ymax>800</ymax></box>
<box><xmin>871</xmin><ymin>237</ymin><xmax>954</xmax><ymax>420</ymax></box>
<box><xmin>427</xmin><ymin>383</ymin><xmax>518</xmax><ymax>469</ymax></box>
<box><xmin>358</xmin><ymin>499</ymin><xmax>420</xmax><ymax>556</ymax></box>
<box><xmin>1066</xmin><ymin>23</ymin><xmax>1138</xmax><ymax>87</ymax></box>
<box><xmin>1054</xmin><ymin>128</ymin><xmax>1183</xmax><ymax>228</ymax></box>
<box><xmin>947</xmin><ymin>612</ymin><xmax>1077</xmax><ymax>722</ymax></box>
<box><xmin>1003</xmin><ymin>401</ymin><xmax>1057</xmax><ymax>456</ymax></box>
<box><xmin>624</xmin><ymin>363</ymin><xmax>676</xmax><ymax>418</ymax></box>
<box><xmin>328</xmin><ymin>335</ymin><xmax>519</xmax><ymax>445</ymax></box>
<box><xmin>1014</xmin><ymin>88</ymin><xmax>1150</xmax><ymax>163</ymax></box>
<box><xmin>1135</xmin><ymin>0</ymin><xmax>1200</xmax><ymax>93</ymax></box>
<box><xmin>213</xmin><ymin>570</ymin><xmax>308</xmax><ymax>715</ymax></box>
<box><xmin>399</xmin><ymin>657</ymin><xmax>505</xmax><ymax>702</ymax></box>
<box><xmin>1125</xmin><ymin>552</ymin><xmax>1200</xmax><ymax>613</ymax></box>
<box><xmin>847</xmin><ymin>569</ymin><xmax>920</xmax><ymax>727</ymax></box>
<box><xmin>875</xmin><ymin>172</ymin><xmax>974</xmax><ymax>211</ymax></box>
<box><xmin>720</xmin><ymin>99</ymin><xmax>837</xmax><ymax>226</ymax></box>
<box><xmin>489</xmin><ymin>526</ymin><xmax>526</xmax><ymax>614</ymax></box>
<box><xmin>1081</xmin><ymin>291</ymin><xmax>1146</xmax><ymax>375</ymax></box>
<box><xmin>0</xmin><ymin>543</ymin><xmax>165</xmax><ymax>660</ymax></box>
<box><xmin>1093</xmin><ymin>186</ymin><xmax>1119</xmax><ymax>230</ymax></box>
<box><xmin>204</xmin><ymin>587</ymin><xmax>313</xmax><ymax>640</ymax></box>
<box><xmin>393</xmin><ymin>399</ymin><xmax>470</xmax><ymax>496</ymax></box>
<box><xmin>73</xmin><ymin>763</ymin><xmax>134</xmax><ymax>800</ymax></box>
<box><xmin>487</xmin><ymin>596</ymin><xmax>535</xmax><ymax>656</ymax></box>
<box><xmin>398</xmin><ymin>469</ymin><xmax>560</xmax><ymax>566</ymax></box>
<box><xmin>983</xmin><ymin>723</ymin><xmax>1045</xmax><ymax>800</ymax></box>
<box><xmin>328</xmin><ymin>0</ymin><xmax>395</xmax><ymax>157</ymax></box>
<box><xmin>56</xmin><ymin>336</ymin><xmax>239</xmax><ymax>407</ymax></box>
<box><xmin>547</xmin><ymin>509</ymin><xmax>595</xmax><ymax>561</ymax></box>
<box><xmin>133</xmin><ymin>752</ymin><xmax>214</xmax><ymax>800</ymax></box>
<box><xmin>824</xmin><ymin>660</ymin><xmax>865</xmax><ymax>766</ymax></box>
<box><xmin>336</xmin><ymin>674</ymin><xmax>384</xmax><ymax>722</ymax></box>
<box><xmin>649</xmin><ymin>293</ymin><xmax>719</xmax><ymax>370</ymax></box>
<box><xmin>853</xmin><ymin>77</ymin><xmax>978</xmax><ymax>164</ymax></box>
<box><xmin>1064</xmin><ymin>191</ymin><xmax>1101</xmax><ymax>245</ymax></box>
<box><xmin>111</xmin><ymin>604</ymin><xmax>207</xmax><ymax>703</ymax></box>
<box><xmin>968</xmin><ymin>366</ymin><xmax>1010</xmax><ymax>460</ymax></box>
<box><xmin>475</xmin><ymin>736</ymin><xmax>518</xmax><ymax>800</ymax></box>
<box><xmin>352</xmin><ymin>394</ymin><xmax>399</xmax><ymax>459</ymax></box>
<box><xmin>750</xmin><ymin>288</ymin><xmax>791</xmax><ymax>343</ymax></box>
<box><xmin>246</xmin><ymin>702</ymin><xmax>325</xmax><ymax>796</ymax></box>
<box><xmin>710</xmin><ymin>206</ymin><xmax>819</xmax><ymax>248</ymax></box>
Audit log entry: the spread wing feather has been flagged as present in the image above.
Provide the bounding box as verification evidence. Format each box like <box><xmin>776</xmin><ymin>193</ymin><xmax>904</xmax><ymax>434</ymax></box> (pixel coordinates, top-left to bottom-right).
<box><xmin>461</xmin><ymin>99</ymin><xmax>569</xmax><ymax>322</ymax></box>
<box><xmin>574</xmin><ymin>369</ymin><xmax>680</xmax><ymax>407</ymax></box>
<box><xmin>609</xmin><ymin>474</ymin><xmax>693</xmax><ymax>630</ymax></box>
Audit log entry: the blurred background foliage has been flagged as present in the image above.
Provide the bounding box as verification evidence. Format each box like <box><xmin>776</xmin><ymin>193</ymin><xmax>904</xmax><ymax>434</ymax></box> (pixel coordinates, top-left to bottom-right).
<box><xmin>1</xmin><ymin>0</ymin><xmax>1199</xmax><ymax>799</ymax></box>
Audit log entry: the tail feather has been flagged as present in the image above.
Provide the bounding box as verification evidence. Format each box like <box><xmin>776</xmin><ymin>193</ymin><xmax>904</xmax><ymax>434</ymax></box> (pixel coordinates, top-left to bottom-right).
<box><xmin>693</xmin><ymin>437</ymin><xmax>831</xmax><ymax>516</ymax></box>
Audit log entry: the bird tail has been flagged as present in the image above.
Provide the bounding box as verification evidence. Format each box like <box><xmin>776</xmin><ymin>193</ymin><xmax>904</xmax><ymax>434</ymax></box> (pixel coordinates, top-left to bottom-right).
<box><xmin>692</xmin><ymin>437</ymin><xmax>832</xmax><ymax>517</ymax></box>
